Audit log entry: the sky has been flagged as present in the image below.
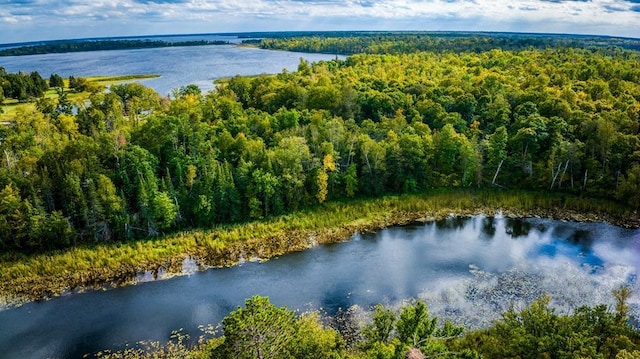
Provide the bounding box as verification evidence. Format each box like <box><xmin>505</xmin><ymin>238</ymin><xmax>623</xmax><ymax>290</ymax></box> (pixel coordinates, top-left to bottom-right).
<box><xmin>0</xmin><ymin>0</ymin><xmax>639</xmax><ymax>44</ymax></box>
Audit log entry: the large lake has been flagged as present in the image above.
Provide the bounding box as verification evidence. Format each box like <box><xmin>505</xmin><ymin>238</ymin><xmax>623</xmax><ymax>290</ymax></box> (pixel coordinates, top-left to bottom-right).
<box><xmin>0</xmin><ymin>216</ymin><xmax>638</xmax><ymax>359</ymax></box>
<box><xmin>0</xmin><ymin>43</ymin><xmax>344</xmax><ymax>96</ymax></box>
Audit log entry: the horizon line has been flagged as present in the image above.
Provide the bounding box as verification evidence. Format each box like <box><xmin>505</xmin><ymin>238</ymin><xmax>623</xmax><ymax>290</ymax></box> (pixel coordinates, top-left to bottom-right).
<box><xmin>2</xmin><ymin>29</ymin><xmax>639</xmax><ymax>48</ymax></box>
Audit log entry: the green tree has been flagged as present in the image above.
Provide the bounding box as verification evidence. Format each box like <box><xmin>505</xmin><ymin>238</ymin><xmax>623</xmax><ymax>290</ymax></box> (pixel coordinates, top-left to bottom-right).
<box><xmin>176</xmin><ymin>84</ymin><xmax>202</xmax><ymax>98</ymax></box>
<box><xmin>433</xmin><ymin>124</ymin><xmax>462</xmax><ymax>185</ymax></box>
<box><xmin>111</xmin><ymin>82</ymin><xmax>160</xmax><ymax>125</ymax></box>
<box><xmin>150</xmin><ymin>191</ymin><xmax>178</xmax><ymax>230</ymax></box>
<box><xmin>217</xmin><ymin>296</ymin><xmax>298</xmax><ymax>359</ymax></box>
<box><xmin>396</xmin><ymin>300</ymin><xmax>438</xmax><ymax>348</ymax></box>
<box><xmin>93</xmin><ymin>174</ymin><xmax>125</xmax><ymax>240</ymax></box>
<box><xmin>250</xmin><ymin>169</ymin><xmax>280</xmax><ymax>218</ymax></box>
<box><xmin>360</xmin><ymin>300</ymin><xmax>464</xmax><ymax>359</ymax></box>
<box><xmin>212</xmin><ymin>296</ymin><xmax>343</xmax><ymax>359</ymax></box>
<box><xmin>271</xmin><ymin>136</ymin><xmax>311</xmax><ymax>209</ymax></box>
<box><xmin>357</xmin><ymin>134</ymin><xmax>387</xmax><ymax>195</ymax></box>
<box><xmin>28</xmin><ymin>71</ymin><xmax>48</xmax><ymax>98</ymax></box>
<box><xmin>292</xmin><ymin>312</ymin><xmax>344</xmax><ymax>359</ymax></box>
<box><xmin>49</xmin><ymin>73</ymin><xmax>64</xmax><ymax>88</ymax></box>
<box><xmin>344</xmin><ymin>163</ymin><xmax>358</xmax><ymax>197</ymax></box>
<box><xmin>363</xmin><ymin>304</ymin><xmax>396</xmax><ymax>346</ymax></box>
<box><xmin>616</xmin><ymin>164</ymin><xmax>640</xmax><ymax>209</ymax></box>
<box><xmin>35</xmin><ymin>96</ymin><xmax>56</xmax><ymax>115</ymax></box>
<box><xmin>0</xmin><ymin>184</ymin><xmax>27</xmax><ymax>249</ymax></box>
<box><xmin>54</xmin><ymin>87</ymin><xmax>73</xmax><ymax>118</ymax></box>
<box><xmin>0</xmin><ymin>85</ymin><xmax>5</xmax><ymax>112</ymax></box>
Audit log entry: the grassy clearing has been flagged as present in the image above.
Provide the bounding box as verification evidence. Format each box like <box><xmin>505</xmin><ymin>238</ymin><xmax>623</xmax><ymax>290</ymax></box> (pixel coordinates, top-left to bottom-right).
<box><xmin>0</xmin><ymin>188</ymin><xmax>636</xmax><ymax>306</ymax></box>
<box><xmin>0</xmin><ymin>74</ymin><xmax>160</xmax><ymax>121</ymax></box>
<box><xmin>86</xmin><ymin>74</ymin><xmax>160</xmax><ymax>86</ymax></box>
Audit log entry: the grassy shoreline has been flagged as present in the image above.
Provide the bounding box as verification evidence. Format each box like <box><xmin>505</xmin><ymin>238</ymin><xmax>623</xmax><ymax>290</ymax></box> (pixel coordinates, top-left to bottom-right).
<box><xmin>0</xmin><ymin>189</ymin><xmax>637</xmax><ymax>308</ymax></box>
<box><xmin>0</xmin><ymin>74</ymin><xmax>160</xmax><ymax>121</ymax></box>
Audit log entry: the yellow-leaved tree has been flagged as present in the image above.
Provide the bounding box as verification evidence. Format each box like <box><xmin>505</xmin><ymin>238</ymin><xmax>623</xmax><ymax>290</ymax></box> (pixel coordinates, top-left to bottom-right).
<box><xmin>317</xmin><ymin>153</ymin><xmax>336</xmax><ymax>203</ymax></box>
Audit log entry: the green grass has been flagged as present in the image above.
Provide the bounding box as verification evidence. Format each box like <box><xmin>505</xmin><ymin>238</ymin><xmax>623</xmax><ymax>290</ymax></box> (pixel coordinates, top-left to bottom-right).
<box><xmin>0</xmin><ymin>74</ymin><xmax>160</xmax><ymax>121</ymax></box>
<box><xmin>0</xmin><ymin>188</ymin><xmax>636</xmax><ymax>306</ymax></box>
<box><xmin>86</xmin><ymin>74</ymin><xmax>160</xmax><ymax>86</ymax></box>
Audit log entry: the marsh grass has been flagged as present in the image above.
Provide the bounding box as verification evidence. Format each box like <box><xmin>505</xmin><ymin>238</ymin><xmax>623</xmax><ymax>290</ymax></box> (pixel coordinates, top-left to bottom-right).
<box><xmin>0</xmin><ymin>188</ymin><xmax>636</xmax><ymax>305</ymax></box>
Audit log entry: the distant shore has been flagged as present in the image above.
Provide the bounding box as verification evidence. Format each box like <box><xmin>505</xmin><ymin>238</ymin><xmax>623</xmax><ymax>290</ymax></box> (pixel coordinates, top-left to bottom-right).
<box><xmin>0</xmin><ymin>39</ymin><xmax>231</xmax><ymax>57</ymax></box>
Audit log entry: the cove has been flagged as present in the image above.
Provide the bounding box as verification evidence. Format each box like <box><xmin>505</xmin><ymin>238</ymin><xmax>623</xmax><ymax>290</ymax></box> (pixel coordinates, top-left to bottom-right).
<box><xmin>0</xmin><ymin>215</ymin><xmax>638</xmax><ymax>358</ymax></box>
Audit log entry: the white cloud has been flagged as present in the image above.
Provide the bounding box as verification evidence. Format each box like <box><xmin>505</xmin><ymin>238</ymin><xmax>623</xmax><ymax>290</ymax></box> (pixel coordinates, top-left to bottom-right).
<box><xmin>0</xmin><ymin>16</ymin><xmax>21</xmax><ymax>24</ymax></box>
<box><xmin>0</xmin><ymin>0</ymin><xmax>638</xmax><ymax>43</ymax></box>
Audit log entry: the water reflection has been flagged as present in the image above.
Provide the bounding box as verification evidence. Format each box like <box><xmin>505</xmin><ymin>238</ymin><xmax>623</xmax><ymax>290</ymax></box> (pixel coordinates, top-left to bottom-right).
<box><xmin>0</xmin><ymin>216</ymin><xmax>637</xmax><ymax>359</ymax></box>
<box><xmin>481</xmin><ymin>216</ymin><xmax>496</xmax><ymax>237</ymax></box>
<box><xmin>321</xmin><ymin>283</ymin><xmax>355</xmax><ymax>315</ymax></box>
<box><xmin>434</xmin><ymin>216</ymin><xmax>469</xmax><ymax>230</ymax></box>
<box><xmin>565</xmin><ymin>229</ymin><xmax>594</xmax><ymax>250</ymax></box>
<box><xmin>504</xmin><ymin>218</ymin><xmax>533</xmax><ymax>238</ymax></box>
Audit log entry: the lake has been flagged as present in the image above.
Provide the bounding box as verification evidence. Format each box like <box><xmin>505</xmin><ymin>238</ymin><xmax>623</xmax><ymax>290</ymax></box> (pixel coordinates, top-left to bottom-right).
<box><xmin>0</xmin><ymin>43</ymin><xmax>344</xmax><ymax>96</ymax></box>
<box><xmin>0</xmin><ymin>215</ymin><xmax>638</xmax><ymax>359</ymax></box>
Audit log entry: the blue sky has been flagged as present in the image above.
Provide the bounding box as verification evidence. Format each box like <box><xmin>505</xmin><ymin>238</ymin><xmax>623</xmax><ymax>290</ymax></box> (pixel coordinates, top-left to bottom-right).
<box><xmin>1</xmin><ymin>0</ymin><xmax>639</xmax><ymax>44</ymax></box>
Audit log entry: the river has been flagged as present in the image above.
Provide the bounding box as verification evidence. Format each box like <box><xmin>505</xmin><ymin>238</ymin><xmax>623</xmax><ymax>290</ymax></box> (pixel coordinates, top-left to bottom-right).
<box><xmin>0</xmin><ymin>215</ymin><xmax>638</xmax><ymax>358</ymax></box>
<box><xmin>0</xmin><ymin>39</ymin><xmax>344</xmax><ymax>96</ymax></box>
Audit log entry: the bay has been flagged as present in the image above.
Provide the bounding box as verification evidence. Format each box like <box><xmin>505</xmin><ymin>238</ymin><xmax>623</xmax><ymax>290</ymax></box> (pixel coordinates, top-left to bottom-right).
<box><xmin>0</xmin><ymin>44</ymin><xmax>344</xmax><ymax>96</ymax></box>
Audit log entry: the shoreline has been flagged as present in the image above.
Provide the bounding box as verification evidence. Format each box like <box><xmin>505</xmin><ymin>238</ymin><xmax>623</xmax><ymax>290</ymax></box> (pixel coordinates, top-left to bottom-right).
<box><xmin>0</xmin><ymin>74</ymin><xmax>160</xmax><ymax>121</ymax></box>
<box><xmin>0</xmin><ymin>189</ymin><xmax>637</xmax><ymax>310</ymax></box>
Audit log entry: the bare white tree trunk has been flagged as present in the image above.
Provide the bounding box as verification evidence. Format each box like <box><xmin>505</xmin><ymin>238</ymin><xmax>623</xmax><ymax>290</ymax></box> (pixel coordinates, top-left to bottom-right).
<box><xmin>492</xmin><ymin>159</ymin><xmax>504</xmax><ymax>186</ymax></box>
<box><xmin>583</xmin><ymin>169</ymin><xmax>588</xmax><ymax>190</ymax></box>
<box><xmin>364</xmin><ymin>151</ymin><xmax>372</xmax><ymax>175</ymax></box>
<box><xmin>558</xmin><ymin>160</ymin><xmax>569</xmax><ymax>188</ymax></box>
<box><xmin>550</xmin><ymin>162</ymin><xmax>562</xmax><ymax>190</ymax></box>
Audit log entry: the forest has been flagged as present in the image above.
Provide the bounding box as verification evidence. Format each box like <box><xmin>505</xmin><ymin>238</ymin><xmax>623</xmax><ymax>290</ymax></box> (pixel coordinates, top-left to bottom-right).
<box><xmin>0</xmin><ymin>38</ymin><xmax>639</xmax><ymax>252</ymax></box>
<box><xmin>258</xmin><ymin>32</ymin><xmax>640</xmax><ymax>54</ymax></box>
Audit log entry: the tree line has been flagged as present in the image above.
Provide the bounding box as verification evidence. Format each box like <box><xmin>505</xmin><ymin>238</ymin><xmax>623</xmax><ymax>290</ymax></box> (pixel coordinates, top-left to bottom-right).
<box><xmin>1</xmin><ymin>43</ymin><xmax>639</xmax><ymax>251</ymax></box>
<box><xmin>0</xmin><ymin>67</ymin><xmax>50</xmax><ymax>102</ymax></box>
<box><xmin>259</xmin><ymin>32</ymin><xmax>640</xmax><ymax>55</ymax></box>
<box><xmin>0</xmin><ymin>39</ymin><xmax>230</xmax><ymax>57</ymax></box>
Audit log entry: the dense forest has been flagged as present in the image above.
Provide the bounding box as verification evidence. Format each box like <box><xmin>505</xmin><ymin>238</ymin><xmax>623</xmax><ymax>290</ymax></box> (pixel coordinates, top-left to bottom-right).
<box><xmin>0</xmin><ymin>39</ymin><xmax>229</xmax><ymax>57</ymax></box>
<box><xmin>259</xmin><ymin>32</ymin><xmax>640</xmax><ymax>54</ymax></box>
<box><xmin>98</xmin><ymin>292</ymin><xmax>640</xmax><ymax>358</ymax></box>
<box><xmin>0</xmin><ymin>40</ymin><xmax>639</xmax><ymax>252</ymax></box>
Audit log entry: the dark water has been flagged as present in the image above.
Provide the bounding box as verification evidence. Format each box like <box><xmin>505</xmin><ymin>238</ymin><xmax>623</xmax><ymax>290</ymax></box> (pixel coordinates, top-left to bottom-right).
<box><xmin>0</xmin><ymin>216</ymin><xmax>638</xmax><ymax>358</ymax></box>
<box><xmin>0</xmin><ymin>43</ymin><xmax>344</xmax><ymax>96</ymax></box>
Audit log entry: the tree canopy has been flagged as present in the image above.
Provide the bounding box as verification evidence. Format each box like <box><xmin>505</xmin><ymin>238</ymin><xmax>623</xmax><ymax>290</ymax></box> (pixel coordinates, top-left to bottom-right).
<box><xmin>1</xmin><ymin>39</ymin><xmax>639</xmax><ymax>251</ymax></box>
